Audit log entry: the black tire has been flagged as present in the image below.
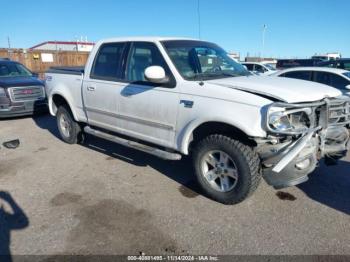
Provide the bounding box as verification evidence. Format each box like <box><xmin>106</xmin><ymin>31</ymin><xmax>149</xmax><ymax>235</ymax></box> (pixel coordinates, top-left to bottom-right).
<box><xmin>193</xmin><ymin>134</ymin><xmax>261</xmax><ymax>205</ymax></box>
<box><xmin>56</xmin><ymin>105</ymin><xmax>83</xmax><ymax>144</ymax></box>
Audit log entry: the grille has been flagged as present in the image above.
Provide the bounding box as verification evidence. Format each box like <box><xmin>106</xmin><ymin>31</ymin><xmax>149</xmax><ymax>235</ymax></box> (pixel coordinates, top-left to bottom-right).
<box><xmin>9</xmin><ymin>86</ymin><xmax>45</xmax><ymax>102</ymax></box>
<box><xmin>328</xmin><ymin>99</ymin><xmax>350</xmax><ymax>126</ymax></box>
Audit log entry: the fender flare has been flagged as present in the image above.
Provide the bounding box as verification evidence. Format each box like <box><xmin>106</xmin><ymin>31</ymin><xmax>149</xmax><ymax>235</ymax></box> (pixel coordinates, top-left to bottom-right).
<box><xmin>178</xmin><ymin>117</ymin><xmax>266</xmax><ymax>155</ymax></box>
<box><xmin>49</xmin><ymin>91</ymin><xmax>78</xmax><ymax>121</ymax></box>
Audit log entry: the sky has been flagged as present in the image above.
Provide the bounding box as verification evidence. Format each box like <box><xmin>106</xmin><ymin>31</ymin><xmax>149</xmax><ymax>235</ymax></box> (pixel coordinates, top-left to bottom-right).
<box><xmin>0</xmin><ymin>0</ymin><xmax>349</xmax><ymax>58</ymax></box>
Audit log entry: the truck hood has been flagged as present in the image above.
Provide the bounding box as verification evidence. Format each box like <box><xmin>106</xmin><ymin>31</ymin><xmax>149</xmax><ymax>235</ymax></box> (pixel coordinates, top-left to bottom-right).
<box><xmin>207</xmin><ymin>76</ymin><xmax>342</xmax><ymax>103</ymax></box>
<box><xmin>0</xmin><ymin>76</ymin><xmax>44</xmax><ymax>88</ymax></box>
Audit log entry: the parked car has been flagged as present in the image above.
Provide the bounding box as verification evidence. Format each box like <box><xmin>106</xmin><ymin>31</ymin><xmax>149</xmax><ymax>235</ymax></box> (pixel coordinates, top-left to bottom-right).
<box><xmin>241</xmin><ymin>62</ymin><xmax>277</xmax><ymax>75</ymax></box>
<box><xmin>317</xmin><ymin>58</ymin><xmax>350</xmax><ymax>71</ymax></box>
<box><xmin>272</xmin><ymin>67</ymin><xmax>350</xmax><ymax>95</ymax></box>
<box><xmin>276</xmin><ymin>59</ymin><xmax>322</xmax><ymax>70</ymax></box>
<box><xmin>0</xmin><ymin>59</ymin><xmax>47</xmax><ymax>118</ymax></box>
<box><xmin>45</xmin><ymin>37</ymin><xmax>350</xmax><ymax>205</ymax></box>
<box><xmin>312</xmin><ymin>53</ymin><xmax>341</xmax><ymax>61</ymax></box>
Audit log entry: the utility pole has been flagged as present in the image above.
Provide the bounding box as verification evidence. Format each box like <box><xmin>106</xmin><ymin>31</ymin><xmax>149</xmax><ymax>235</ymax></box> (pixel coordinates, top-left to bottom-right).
<box><xmin>262</xmin><ymin>24</ymin><xmax>267</xmax><ymax>59</ymax></box>
<box><xmin>7</xmin><ymin>36</ymin><xmax>11</xmax><ymax>59</ymax></box>
<box><xmin>7</xmin><ymin>36</ymin><xmax>11</xmax><ymax>49</ymax></box>
<box><xmin>197</xmin><ymin>0</ymin><xmax>201</xmax><ymax>39</ymax></box>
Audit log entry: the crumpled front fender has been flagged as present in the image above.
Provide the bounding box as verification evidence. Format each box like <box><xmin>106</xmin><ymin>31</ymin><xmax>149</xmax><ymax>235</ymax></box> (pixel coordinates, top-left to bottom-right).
<box><xmin>258</xmin><ymin>126</ymin><xmax>349</xmax><ymax>189</ymax></box>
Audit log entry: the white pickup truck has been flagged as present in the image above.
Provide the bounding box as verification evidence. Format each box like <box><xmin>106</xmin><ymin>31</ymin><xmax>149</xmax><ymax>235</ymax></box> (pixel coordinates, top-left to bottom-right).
<box><xmin>45</xmin><ymin>37</ymin><xmax>350</xmax><ymax>204</ymax></box>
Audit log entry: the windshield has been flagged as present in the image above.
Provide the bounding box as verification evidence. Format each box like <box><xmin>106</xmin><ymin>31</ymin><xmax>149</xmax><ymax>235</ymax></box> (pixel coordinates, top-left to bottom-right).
<box><xmin>343</xmin><ymin>72</ymin><xmax>350</xmax><ymax>79</ymax></box>
<box><xmin>0</xmin><ymin>62</ymin><xmax>33</xmax><ymax>77</ymax></box>
<box><xmin>162</xmin><ymin>40</ymin><xmax>250</xmax><ymax>80</ymax></box>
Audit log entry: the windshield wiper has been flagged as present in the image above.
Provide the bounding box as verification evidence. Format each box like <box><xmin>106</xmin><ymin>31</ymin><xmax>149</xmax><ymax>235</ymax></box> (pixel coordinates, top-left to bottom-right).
<box><xmin>188</xmin><ymin>72</ymin><xmax>240</xmax><ymax>80</ymax></box>
<box><xmin>188</xmin><ymin>71</ymin><xmax>251</xmax><ymax>80</ymax></box>
<box><xmin>187</xmin><ymin>72</ymin><xmax>221</xmax><ymax>80</ymax></box>
<box><xmin>219</xmin><ymin>72</ymin><xmax>242</xmax><ymax>77</ymax></box>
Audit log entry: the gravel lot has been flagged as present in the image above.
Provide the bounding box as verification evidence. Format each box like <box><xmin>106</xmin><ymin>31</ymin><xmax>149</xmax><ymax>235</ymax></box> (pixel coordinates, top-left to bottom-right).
<box><xmin>0</xmin><ymin>114</ymin><xmax>349</xmax><ymax>256</ymax></box>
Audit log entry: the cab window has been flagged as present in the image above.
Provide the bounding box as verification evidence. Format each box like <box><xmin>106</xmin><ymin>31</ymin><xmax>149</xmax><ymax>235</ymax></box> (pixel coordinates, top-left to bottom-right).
<box><xmin>125</xmin><ymin>42</ymin><xmax>172</xmax><ymax>84</ymax></box>
<box><xmin>90</xmin><ymin>42</ymin><xmax>126</xmax><ymax>80</ymax></box>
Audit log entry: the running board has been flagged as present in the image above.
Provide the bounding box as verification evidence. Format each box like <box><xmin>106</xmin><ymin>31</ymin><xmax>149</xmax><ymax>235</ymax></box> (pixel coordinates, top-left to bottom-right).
<box><xmin>84</xmin><ymin>126</ymin><xmax>182</xmax><ymax>160</ymax></box>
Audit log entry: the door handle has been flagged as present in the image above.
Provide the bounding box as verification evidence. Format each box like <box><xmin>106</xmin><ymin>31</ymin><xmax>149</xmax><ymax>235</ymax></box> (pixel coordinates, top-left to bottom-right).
<box><xmin>87</xmin><ymin>86</ymin><xmax>95</xmax><ymax>91</ymax></box>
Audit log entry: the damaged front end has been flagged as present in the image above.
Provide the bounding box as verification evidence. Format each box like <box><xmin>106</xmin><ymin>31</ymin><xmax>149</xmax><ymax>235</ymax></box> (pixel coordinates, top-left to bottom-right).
<box><xmin>256</xmin><ymin>97</ymin><xmax>350</xmax><ymax>189</ymax></box>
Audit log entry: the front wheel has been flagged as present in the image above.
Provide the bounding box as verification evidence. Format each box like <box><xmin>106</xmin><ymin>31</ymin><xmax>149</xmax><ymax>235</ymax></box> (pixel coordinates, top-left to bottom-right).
<box><xmin>193</xmin><ymin>134</ymin><xmax>261</xmax><ymax>205</ymax></box>
<box><xmin>56</xmin><ymin>105</ymin><xmax>83</xmax><ymax>144</ymax></box>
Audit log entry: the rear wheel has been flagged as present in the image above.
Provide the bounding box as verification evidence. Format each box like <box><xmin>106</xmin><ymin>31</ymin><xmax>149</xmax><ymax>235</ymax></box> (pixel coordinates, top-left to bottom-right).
<box><xmin>193</xmin><ymin>134</ymin><xmax>261</xmax><ymax>205</ymax></box>
<box><xmin>56</xmin><ymin>105</ymin><xmax>83</xmax><ymax>144</ymax></box>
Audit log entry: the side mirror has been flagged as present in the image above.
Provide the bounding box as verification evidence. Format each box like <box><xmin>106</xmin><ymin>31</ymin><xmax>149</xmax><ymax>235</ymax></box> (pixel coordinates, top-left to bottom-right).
<box><xmin>346</xmin><ymin>84</ymin><xmax>350</xmax><ymax>90</ymax></box>
<box><xmin>144</xmin><ymin>66</ymin><xmax>169</xmax><ymax>84</ymax></box>
<box><xmin>32</xmin><ymin>72</ymin><xmax>39</xmax><ymax>78</ymax></box>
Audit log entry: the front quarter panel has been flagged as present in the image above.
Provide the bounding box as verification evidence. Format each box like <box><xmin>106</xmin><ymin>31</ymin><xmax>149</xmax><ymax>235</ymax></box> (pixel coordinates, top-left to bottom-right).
<box><xmin>176</xmin><ymin>81</ymin><xmax>270</xmax><ymax>154</ymax></box>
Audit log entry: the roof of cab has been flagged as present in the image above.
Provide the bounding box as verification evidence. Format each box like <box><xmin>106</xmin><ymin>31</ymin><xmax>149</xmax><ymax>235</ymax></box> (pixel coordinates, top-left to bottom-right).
<box><xmin>97</xmin><ymin>36</ymin><xmax>199</xmax><ymax>44</ymax></box>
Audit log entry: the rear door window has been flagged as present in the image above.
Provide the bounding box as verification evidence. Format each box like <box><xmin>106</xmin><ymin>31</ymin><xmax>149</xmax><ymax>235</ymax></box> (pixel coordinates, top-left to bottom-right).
<box><xmin>90</xmin><ymin>42</ymin><xmax>126</xmax><ymax>81</ymax></box>
<box><xmin>314</xmin><ymin>72</ymin><xmax>332</xmax><ymax>86</ymax></box>
<box><xmin>282</xmin><ymin>71</ymin><xmax>312</xmax><ymax>81</ymax></box>
<box><xmin>330</xmin><ymin>74</ymin><xmax>349</xmax><ymax>89</ymax></box>
<box><xmin>315</xmin><ymin>72</ymin><xmax>349</xmax><ymax>89</ymax></box>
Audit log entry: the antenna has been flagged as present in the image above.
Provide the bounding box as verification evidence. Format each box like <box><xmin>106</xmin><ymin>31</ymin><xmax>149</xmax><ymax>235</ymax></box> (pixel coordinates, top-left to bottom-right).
<box><xmin>197</xmin><ymin>0</ymin><xmax>201</xmax><ymax>39</ymax></box>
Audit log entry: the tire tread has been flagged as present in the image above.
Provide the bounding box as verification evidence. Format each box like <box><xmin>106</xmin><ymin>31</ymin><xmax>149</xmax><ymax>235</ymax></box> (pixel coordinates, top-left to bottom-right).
<box><xmin>194</xmin><ymin>134</ymin><xmax>261</xmax><ymax>204</ymax></box>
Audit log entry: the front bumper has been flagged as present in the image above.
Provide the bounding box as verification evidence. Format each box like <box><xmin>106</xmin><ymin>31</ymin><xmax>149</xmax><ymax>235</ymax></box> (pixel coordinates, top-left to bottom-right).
<box><xmin>258</xmin><ymin>126</ymin><xmax>349</xmax><ymax>189</ymax></box>
<box><xmin>258</xmin><ymin>97</ymin><xmax>350</xmax><ymax>189</ymax></box>
<box><xmin>0</xmin><ymin>99</ymin><xmax>48</xmax><ymax>118</ymax></box>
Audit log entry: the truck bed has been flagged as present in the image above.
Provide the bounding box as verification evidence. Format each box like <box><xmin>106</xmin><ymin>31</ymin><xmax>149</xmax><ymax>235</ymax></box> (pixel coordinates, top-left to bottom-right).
<box><xmin>47</xmin><ymin>66</ymin><xmax>84</xmax><ymax>75</ymax></box>
<box><xmin>45</xmin><ymin>66</ymin><xmax>86</xmax><ymax>122</ymax></box>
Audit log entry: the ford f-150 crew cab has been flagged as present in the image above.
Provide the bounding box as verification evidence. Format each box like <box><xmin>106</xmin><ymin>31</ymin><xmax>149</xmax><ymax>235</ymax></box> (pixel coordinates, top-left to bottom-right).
<box><xmin>45</xmin><ymin>37</ymin><xmax>350</xmax><ymax>204</ymax></box>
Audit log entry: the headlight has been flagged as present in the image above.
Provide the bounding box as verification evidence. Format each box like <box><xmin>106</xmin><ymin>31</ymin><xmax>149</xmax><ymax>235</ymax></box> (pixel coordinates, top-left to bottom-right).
<box><xmin>0</xmin><ymin>87</ymin><xmax>6</xmax><ymax>97</ymax></box>
<box><xmin>267</xmin><ymin>105</ymin><xmax>312</xmax><ymax>134</ymax></box>
<box><xmin>269</xmin><ymin>111</ymin><xmax>292</xmax><ymax>131</ymax></box>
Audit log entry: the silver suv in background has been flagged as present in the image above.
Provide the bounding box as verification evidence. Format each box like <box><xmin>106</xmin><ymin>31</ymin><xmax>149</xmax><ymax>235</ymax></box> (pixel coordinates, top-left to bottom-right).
<box><xmin>272</xmin><ymin>67</ymin><xmax>350</xmax><ymax>96</ymax></box>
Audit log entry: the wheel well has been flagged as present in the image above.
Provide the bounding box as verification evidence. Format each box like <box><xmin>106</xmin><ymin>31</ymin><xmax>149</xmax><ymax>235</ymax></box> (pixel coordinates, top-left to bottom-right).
<box><xmin>52</xmin><ymin>94</ymin><xmax>69</xmax><ymax>114</ymax></box>
<box><xmin>189</xmin><ymin>122</ymin><xmax>256</xmax><ymax>151</ymax></box>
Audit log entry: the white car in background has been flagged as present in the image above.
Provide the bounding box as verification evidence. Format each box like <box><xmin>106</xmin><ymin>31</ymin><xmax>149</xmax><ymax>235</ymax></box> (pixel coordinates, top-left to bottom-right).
<box><xmin>242</xmin><ymin>62</ymin><xmax>277</xmax><ymax>76</ymax></box>
<box><xmin>272</xmin><ymin>67</ymin><xmax>350</xmax><ymax>95</ymax></box>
